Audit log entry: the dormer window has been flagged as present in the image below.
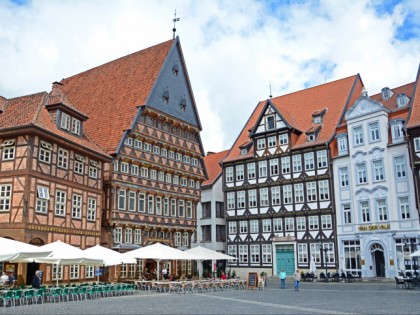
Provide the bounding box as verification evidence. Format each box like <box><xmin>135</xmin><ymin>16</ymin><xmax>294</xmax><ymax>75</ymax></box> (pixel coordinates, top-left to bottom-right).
<box><xmin>312</xmin><ymin>109</ymin><xmax>326</xmax><ymax>125</ymax></box>
<box><xmin>180</xmin><ymin>99</ymin><xmax>186</xmax><ymax>111</ymax></box>
<box><xmin>173</xmin><ymin>64</ymin><xmax>179</xmax><ymax>76</ymax></box>
<box><xmin>71</xmin><ymin>118</ymin><xmax>81</xmax><ymax>135</ymax></box>
<box><xmin>240</xmin><ymin>148</ymin><xmax>248</xmax><ymax>155</ymax></box>
<box><xmin>307</xmin><ymin>133</ymin><xmax>316</xmax><ymax>142</ymax></box>
<box><xmin>381</xmin><ymin>87</ymin><xmax>393</xmax><ymax>100</ymax></box>
<box><xmin>266</xmin><ymin>115</ymin><xmax>275</xmax><ymax>130</ymax></box>
<box><xmin>313</xmin><ymin>116</ymin><xmax>322</xmax><ymax>124</ymax></box>
<box><xmin>163</xmin><ymin>91</ymin><xmax>170</xmax><ymax>104</ymax></box>
<box><xmin>61</xmin><ymin>112</ymin><xmax>71</xmax><ymax>130</ymax></box>
<box><xmin>397</xmin><ymin>94</ymin><xmax>409</xmax><ymax>108</ymax></box>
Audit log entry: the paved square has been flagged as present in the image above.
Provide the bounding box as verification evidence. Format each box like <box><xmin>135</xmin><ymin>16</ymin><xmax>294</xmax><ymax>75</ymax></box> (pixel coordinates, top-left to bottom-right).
<box><xmin>1</xmin><ymin>281</ymin><xmax>419</xmax><ymax>315</ymax></box>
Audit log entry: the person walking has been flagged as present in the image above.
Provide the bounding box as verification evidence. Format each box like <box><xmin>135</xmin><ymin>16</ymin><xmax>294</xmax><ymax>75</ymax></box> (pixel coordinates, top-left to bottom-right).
<box><xmin>279</xmin><ymin>268</ymin><xmax>287</xmax><ymax>289</ymax></box>
<box><xmin>293</xmin><ymin>269</ymin><xmax>301</xmax><ymax>291</ymax></box>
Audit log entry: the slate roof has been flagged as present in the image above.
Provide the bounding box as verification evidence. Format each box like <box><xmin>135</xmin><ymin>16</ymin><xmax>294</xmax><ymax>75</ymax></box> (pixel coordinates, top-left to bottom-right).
<box><xmin>0</xmin><ymin>92</ymin><xmax>109</xmax><ymax>158</ymax></box>
<box><xmin>202</xmin><ymin>150</ymin><xmax>229</xmax><ymax>187</ymax></box>
<box><xmin>223</xmin><ymin>75</ymin><xmax>361</xmax><ymax>163</ymax></box>
<box><xmin>59</xmin><ymin>39</ymin><xmax>174</xmax><ymax>154</ymax></box>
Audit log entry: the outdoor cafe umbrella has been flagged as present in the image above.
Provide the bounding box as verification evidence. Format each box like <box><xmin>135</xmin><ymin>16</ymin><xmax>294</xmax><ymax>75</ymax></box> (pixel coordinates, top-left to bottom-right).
<box><xmin>0</xmin><ymin>237</ymin><xmax>52</xmax><ymax>262</ymax></box>
<box><xmin>123</xmin><ymin>242</ymin><xmax>195</xmax><ymax>280</ymax></box>
<box><xmin>184</xmin><ymin>246</ymin><xmax>237</xmax><ymax>278</ymax></box>
<box><xmin>409</xmin><ymin>250</ymin><xmax>420</xmax><ymax>258</ymax></box>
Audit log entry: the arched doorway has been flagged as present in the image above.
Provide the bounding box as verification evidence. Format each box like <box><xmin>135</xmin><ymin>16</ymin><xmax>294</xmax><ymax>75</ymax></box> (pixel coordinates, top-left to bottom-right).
<box><xmin>370</xmin><ymin>243</ymin><xmax>385</xmax><ymax>277</ymax></box>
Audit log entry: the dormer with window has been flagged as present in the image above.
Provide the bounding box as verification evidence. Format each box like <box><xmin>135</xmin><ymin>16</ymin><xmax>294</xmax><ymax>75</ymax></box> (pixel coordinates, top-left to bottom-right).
<box><xmin>389</xmin><ymin>119</ymin><xmax>404</xmax><ymax>144</ymax></box>
<box><xmin>305</xmin><ymin>125</ymin><xmax>321</xmax><ymax>143</ymax></box>
<box><xmin>381</xmin><ymin>87</ymin><xmax>393</xmax><ymax>100</ymax></box>
<box><xmin>239</xmin><ymin>141</ymin><xmax>252</xmax><ymax>156</ymax></box>
<box><xmin>312</xmin><ymin>109</ymin><xmax>326</xmax><ymax>124</ymax></box>
<box><xmin>397</xmin><ymin>93</ymin><xmax>409</xmax><ymax>108</ymax></box>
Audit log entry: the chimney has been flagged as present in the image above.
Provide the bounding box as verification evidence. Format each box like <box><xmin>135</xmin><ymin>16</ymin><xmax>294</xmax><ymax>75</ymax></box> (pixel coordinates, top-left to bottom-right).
<box><xmin>207</xmin><ymin>151</ymin><xmax>215</xmax><ymax>156</ymax></box>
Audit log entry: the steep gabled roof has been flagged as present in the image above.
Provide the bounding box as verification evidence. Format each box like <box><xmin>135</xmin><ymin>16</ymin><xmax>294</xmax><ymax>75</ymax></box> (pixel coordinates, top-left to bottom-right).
<box><xmin>59</xmin><ymin>39</ymin><xmax>175</xmax><ymax>153</ymax></box>
<box><xmin>0</xmin><ymin>92</ymin><xmax>109</xmax><ymax>159</ymax></box>
<box><xmin>202</xmin><ymin>150</ymin><xmax>229</xmax><ymax>188</ymax></box>
<box><xmin>406</xmin><ymin>65</ymin><xmax>420</xmax><ymax>129</ymax></box>
<box><xmin>223</xmin><ymin>75</ymin><xmax>360</xmax><ymax>163</ymax></box>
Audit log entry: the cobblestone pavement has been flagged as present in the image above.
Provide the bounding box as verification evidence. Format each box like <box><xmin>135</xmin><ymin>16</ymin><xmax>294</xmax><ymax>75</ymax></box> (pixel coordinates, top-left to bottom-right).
<box><xmin>1</xmin><ymin>280</ymin><xmax>419</xmax><ymax>315</ymax></box>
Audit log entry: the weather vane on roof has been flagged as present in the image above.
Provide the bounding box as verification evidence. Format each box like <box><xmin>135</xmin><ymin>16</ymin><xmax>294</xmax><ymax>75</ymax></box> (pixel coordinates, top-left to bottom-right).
<box><xmin>269</xmin><ymin>81</ymin><xmax>273</xmax><ymax>99</ymax></box>
<box><xmin>172</xmin><ymin>9</ymin><xmax>180</xmax><ymax>39</ymax></box>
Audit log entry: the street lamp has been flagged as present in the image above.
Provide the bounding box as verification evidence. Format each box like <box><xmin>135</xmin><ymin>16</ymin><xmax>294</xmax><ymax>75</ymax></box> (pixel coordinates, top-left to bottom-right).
<box><xmin>318</xmin><ymin>243</ymin><xmax>329</xmax><ymax>281</ymax></box>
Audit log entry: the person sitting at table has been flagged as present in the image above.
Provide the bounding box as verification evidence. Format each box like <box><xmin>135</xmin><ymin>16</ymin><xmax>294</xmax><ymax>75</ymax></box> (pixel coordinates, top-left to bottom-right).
<box><xmin>162</xmin><ymin>268</ymin><xmax>168</xmax><ymax>280</ymax></box>
<box><xmin>221</xmin><ymin>272</ymin><xmax>227</xmax><ymax>280</ymax></box>
<box><xmin>0</xmin><ymin>272</ymin><xmax>9</xmax><ymax>285</ymax></box>
<box><xmin>152</xmin><ymin>269</ymin><xmax>157</xmax><ymax>279</ymax></box>
<box><xmin>32</xmin><ymin>270</ymin><xmax>41</xmax><ymax>289</ymax></box>
<box><xmin>8</xmin><ymin>273</ymin><xmax>17</xmax><ymax>287</ymax></box>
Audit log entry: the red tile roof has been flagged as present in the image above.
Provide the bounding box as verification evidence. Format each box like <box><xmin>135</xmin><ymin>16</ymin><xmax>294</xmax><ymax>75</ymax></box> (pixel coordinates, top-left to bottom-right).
<box><xmin>0</xmin><ymin>92</ymin><xmax>109</xmax><ymax>159</ymax></box>
<box><xmin>59</xmin><ymin>39</ymin><xmax>175</xmax><ymax>153</ymax></box>
<box><xmin>202</xmin><ymin>150</ymin><xmax>229</xmax><ymax>187</ymax></box>
<box><xmin>370</xmin><ymin>82</ymin><xmax>415</xmax><ymax>113</ymax></box>
<box><xmin>223</xmin><ymin>75</ymin><xmax>361</xmax><ymax>163</ymax></box>
<box><xmin>406</xmin><ymin>65</ymin><xmax>420</xmax><ymax>129</ymax></box>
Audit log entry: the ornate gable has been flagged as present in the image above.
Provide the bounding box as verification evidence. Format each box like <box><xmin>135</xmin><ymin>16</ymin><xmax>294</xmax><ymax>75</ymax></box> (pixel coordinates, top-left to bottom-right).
<box><xmin>345</xmin><ymin>96</ymin><xmax>389</xmax><ymax>121</ymax></box>
<box><xmin>250</xmin><ymin>100</ymin><xmax>290</xmax><ymax>137</ymax></box>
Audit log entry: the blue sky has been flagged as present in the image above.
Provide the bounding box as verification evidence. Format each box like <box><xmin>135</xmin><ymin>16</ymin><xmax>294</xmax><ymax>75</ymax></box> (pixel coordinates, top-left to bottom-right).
<box><xmin>0</xmin><ymin>0</ymin><xmax>419</xmax><ymax>151</ymax></box>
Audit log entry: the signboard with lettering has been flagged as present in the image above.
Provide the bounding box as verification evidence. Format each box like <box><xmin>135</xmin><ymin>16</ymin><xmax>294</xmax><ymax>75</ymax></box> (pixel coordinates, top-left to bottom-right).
<box><xmin>272</xmin><ymin>236</ymin><xmax>296</xmax><ymax>242</ymax></box>
<box><xmin>247</xmin><ymin>272</ymin><xmax>258</xmax><ymax>290</ymax></box>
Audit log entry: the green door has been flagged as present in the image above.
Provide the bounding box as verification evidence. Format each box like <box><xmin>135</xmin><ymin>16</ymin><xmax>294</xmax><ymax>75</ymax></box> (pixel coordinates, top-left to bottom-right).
<box><xmin>276</xmin><ymin>245</ymin><xmax>295</xmax><ymax>276</ymax></box>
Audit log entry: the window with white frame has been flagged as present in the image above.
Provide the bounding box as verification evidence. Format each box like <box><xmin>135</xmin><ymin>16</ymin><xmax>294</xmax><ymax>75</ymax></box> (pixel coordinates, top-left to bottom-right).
<box><xmin>74</xmin><ymin>157</ymin><xmax>84</xmax><ymax>175</ymax></box>
<box><xmin>141</xmin><ymin>167</ymin><xmax>148</xmax><ymax>178</ymax></box>
<box><xmin>183</xmin><ymin>155</ymin><xmax>191</xmax><ymax>164</ymax></box>
<box><xmin>228</xmin><ymin>222</ymin><xmax>237</xmax><ymax>234</ymax></box>
<box><xmin>175</xmin><ymin>232</ymin><xmax>181</xmax><ymax>246</ymax></box>
<box><xmin>150</xmin><ymin>170</ymin><xmax>157</xmax><ymax>181</ymax></box>
<box><xmin>394</xmin><ymin>156</ymin><xmax>407</xmax><ymax>179</ymax></box>
<box><xmin>250</xmin><ymin>220</ymin><xmax>259</xmax><ymax>233</ymax></box>
<box><xmin>152</xmin><ymin>146</ymin><xmax>160</xmax><ymax>155</ymax></box>
<box><xmin>182</xmin><ymin>232</ymin><xmax>189</xmax><ymax>246</ymax></box>
<box><xmin>125</xmin><ymin>137</ymin><xmax>133</xmax><ymax>146</ymax></box>
<box><xmin>134</xmin><ymin>139</ymin><xmax>142</xmax><ymax>149</ymax></box>
<box><xmin>52</xmin><ymin>264</ymin><xmax>63</xmax><ymax>281</ymax></box>
<box><xmin>318</xmin><ymin>180</ymin><xmax>329</xmax><ymax>200</ymax></box>
<box><xmin>2</xmin><ymin>139</ymin><xmax>15</xmax><ymax>161</ymax></box>
<box><xmin>298</xmin><ymin>244</ymin><xmax>308</xmax><ymax>263</ymax></box>
<box><xmin>372</xmin><ymin>159</ymin><xmax>385</xmax><ymax>181</ymax></box>
<box><xmin>85</xmin><ymin>265</ymin><xmax>94</xmax><ymax>279</ymax></box>
<box><xmin>161</xmin><ymin>148</ymin><xmax>167</xmax><ymax>157</ymax></box>
<box><xmin>321</xmin><ymin>215</ymin><xmax>332</xmax><ymax>229</ymax></box>
<box><xmin>87</xmin><ymin>197</ymin><xmax>96</xmax><ymax>221</ymax></box>
<box><xmin>128</xmin><ymin>191</ymin><xmax>136</xmax><ymax>211</ymax></box>
<box><xmin>296</xmin><ymin>217</ymin><xmax>306</xmax><ymax>231</ymax></box>
<box><xmin>294</xmin><ymin>183</ymin><xmax>304</xmax><ymax>203</ymax></box>
<box><xmin>306</xmin><ymin>182</ymin><xmax>317</xmax><ymax>202</ymax></box>
<box><xmin>39</xmin><ymin>141</ymin><xmax>52</xmax><ymax>163</ymax></box>
<box><xmin>89</xmin><ymin>163</ymin><xmax>98</xmax><ymax>179</ymax></box>
<box><xmin>226</xmin><ymin>167</ymin><xmax>233</xmax><ymax>182</ymax></box>
<box><xmin>281</xmin><ymin>157</ymin><xmax>290</xmax><ymax>174</ymax></box>
<box><xmin>239</xmin><ymin>245</ymin><xmax>248</xmax><ymax>263</ymax></box>
<box><xmin>114</xmin><ymin>227</ymin><xmax>122</xmax><ymax>243</ymax></box>
<box><xmin>257</xmin><ymin>138</ymin><xmax>266</xmax><ymax>150</ymax></box>
<box><xmin>279</xmin><ymin>133</ymin><xmax>288</xmax><ymax>145</ymax></box>
<box><xmin>237</xmin><ymin>191</ymin><xmax>245</xmax><ymax>208</ymax></box>
<box><xmin>249</xmin><ymin>189</ymin><xmax>257</xmax><ymax>207</ymax></box>
<box><xmin>70</xmin><ymin>265</ymin><xmax>79</xmax><ymax>280</ymax></box>
<box><xmin>166</xmin><ymin>173</ymin><xmax>172</xmax><ymax>183</ymax></box>
<box><xmin>57</xmin><ymin>148</ymin><xmax>69</xmax><ymax>169</ymax></box>
<box><xmin>250</xmin><ymin>245</ymin><xmax>260</xmax><ymax>263</ymax></box>
<box><xmin>55</xmin><ymin>190</ymin><xmax>66</xmax><ymax>216</ymax></box>
<box><xmin>0</xmin><ymin>185</ymin><xmax>12</xmax><ymax>212</ymax></box>
<box><xmin>304</xmin><ymin>152</ymin><xmax>314</xmax><ymax>170</ymax></box>
<box><xmin>339</xmin><ymin>167</ymin><xmax>349</xmax><ymax>187</ymax></box>
<box><xmin>266</xmin><ymin>115</ymin><xmax>275</xmax><ymax>130</ymax></box>
<box><xmin>186</xmin><ymin>201</ymin><xmax>192</xmax><ymax>218</ymax></box>
<box><xmin>360</xmin><ymin>201</ymin><xmax>370</xmax><ymax>223</ymax></box>
<box><xmin>309</xmin><ymin>216</ymin><xmax>319</xmax><ymax>230</ymax></box>
<box><xmin>148</xmin><ymin>195</ymin><xmax>154</xmax><ymax>214</ymax></box>
<box><xmin>156</xmin><ymin>196</ymin><xmax>162</xmax><ymax>215</ymax></box>
<box><xmin>247</xmin><ymin>163</ymin><xmax>256</xmax><ymax>179</ymax></box>
<box><xmin>36</xmin><ymin>186</ymin><xmax>49</xmax><ymax>213</ymax></box>
<box><xmin>283</xmin><ymin>185</ymin><xmax>292</xmax><ymax>204</ymax></box>
<box><xmin>390</xmin><ymin>121</ymin><xmax>404</xmax><ymax>143</ymax></box>
<box><xmin>356</xmin><ymin>163</ymin><xmax>368</xmax><ymax>184</ymax></box>
<box><xmin>377</xmin><ymin>199</ymin><xmax>388</xmax><ymax>221</ymax></box>
<box><xmin>173</xmin><ymin>175</ymin><xmax>179</xmax><ymax>185</ymax></box>
<box><xmin>125</xmin><ymin>228</ymin><xmax>132</xmax><ymax>243</ymax></box>
<box><xmin>317</xmin><ymin>150</ymin><xmax>327</xmax><ymax>168</ymax></box>
<box><xmin>399</xmin><ymin>196</ymin><xmax>410</xmax><ymax>219</ymax></box>
<box><xmin>240</xmin><ymin>221</ymin><xmax>248</xmax><ymax>233</ymax></box>
<box><xmin>134</xmin><ymin>229</ymin><xmax>142</xmax><ymax>244</ymax></box>
<box><xmin>236</xmin><ymin>165</ymin><xmax>244</xmax><ymax>181</ymax></box>
<box><xmin>118</xmin><ymin>189</ymin><xmax>126</xmax><ymax>210</ymax></box>
<box><xmin>131</xmin><ymin>165</ymin><xmax>139</xmax><ymax>176</ymax></box>
<box><xmin>61</xmin><ymin>112</ymin><xmax>71</xmax><ymax>130</ymax></box>
<box><xmin>353</xmin><ymin>126</ymin><xmax>364</xmax><ymax>146</ymax></box>
<box><xmin>164</xmin><ymin>198</ymin><xmax>169</xmax><ymax>216</ymax></box>
<box><xmin>262</xmin><ymin>219</ymin><xmax>271</xmax><ymax>232</ymax></box>
<box><xmin>262</xmin><ymin>244</ymin><xmax>272</xmax><ymax>263</ymax></box>
<box><xmin>138</xmin><ymin>193</ymin><xmax>145</xmax><ymax>212</ymax></box>
<box><xmin>171</xmin><ymin>199</ymin><xmax>177</xmax><ymax>216</ymax></box>
<box><xmin>178</xmin><ymin>200</ymin><xmax>184</xmax><ymax>217</ymax></box>
<box><xmin>273</xmin><ymin>218</ymin><xmax>282</xmax><ymax>232</ymax></box>
<box><xmin>228</xmin><ymin>245</ymin><xmax>237</xmax><ymax>258</ymax></box>
<box><xmin>71</xmin><ymin>119</ymin><xmax>81</xmax><ymax>136</ymax></box>
<box><xmin>337</xmin><ymin>135</ymin><xmax>348</xmax><ymax>155</ymax></box>
<box><xmin>310</xmin><ymin>243</ymin><xmax>321</xmax><ymax>263</ymax></box>
<box><xmin>268</xmin><ymin>136</ymin><xmax>276</xmax><ymax>147</ymax></box>
<box><xmin>369</xmin><ymin>122</ymin><xmax>380</xmax><ymax>142</ymax></box>
<box><xmin>271</xmin><ymin>186</ymin><xmax>281</xmax><ymax>205</ymax></box>
<box><xmin>121</xmin><ymin>162</ymin><xmax>129</xmax><ymax>173</ymax></box>
<box><xmin>285</xmin><ymin>217</ymin><xmax>294</xmax><ymax>231</ymax></box>
<box><xmin>323</xmin><ymin>243</ymin><xmax>335</xmax><ymax>263</ymax></box>
<box><xmin>259</xmin><ymin>160</ymin><xmax>267</xmax><ymax>177</ymax></box>
<box><xmin>227</xmin><ymin>192</ymin><xmax>235</xmax><ymax>210</ymax></box>
<box><xmin>260</xmin><ymin>188</ymin><xmax>269</xmax><ymax>206</ymax></box>
<box><xmin>414</xmin><ymin>138</ymin><xmax>420</xmax><ymax>152</ymax></box>
<box><xmin>292</xmin><ymin>155</ymin><xmax>302</xmax><ymax>172</ymax></box>
<box><xmin>72</xmin><ymin>194</ymin><xmax>82</xmax><ymax>218</ymax></box>
<box><xmin>168</xmin><ymin>150</ymin><xmax>174</xmax><ymax>159</ymax></box>
<box><xmin>343</xmin><ymin>204</ymin><xmax>352</xmax><ymax>224</ymax></box>
<box><xmin>270</xmin><ymin>159</ymin><xmax>279</xmax><ymax>175</ymax></box>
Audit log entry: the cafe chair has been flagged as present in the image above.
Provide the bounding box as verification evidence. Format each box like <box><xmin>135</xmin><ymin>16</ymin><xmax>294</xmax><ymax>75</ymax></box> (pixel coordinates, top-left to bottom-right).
<box><xmin>395</xmin><ymin>277</ymin><xmax>406</xmax><ymax>289</ymax></box>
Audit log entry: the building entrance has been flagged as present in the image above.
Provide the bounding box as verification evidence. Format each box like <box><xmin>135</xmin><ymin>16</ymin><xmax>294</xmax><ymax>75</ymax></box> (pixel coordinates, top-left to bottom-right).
<box><xmin>276</xmin><ymin>244</ymin><xmax>295</xmax><ymax>276</ymax></box>
<box><xmin>371</xmin><ymin>243</ymin><xmax>385</xmax><ymax>277</ymax></box>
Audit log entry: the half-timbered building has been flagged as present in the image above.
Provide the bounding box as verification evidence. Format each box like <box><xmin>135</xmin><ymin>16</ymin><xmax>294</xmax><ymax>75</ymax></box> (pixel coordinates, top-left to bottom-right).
<box><xmin>333</xmin><ymin>79</ymin><xmax>420</xmax><ymax>279</ymax></box>
<box><xmin>0</xmin><ymin>91</ymin><xmax>111</xmax><ymax>284</ymax></box>
<box><xmin>222</xmin><ymin>75</ymin><xmax>363</xmax><ymax>278</ymax></box>
<box><xmin>57</xmin><ymin>37</ymin><xmax>207</xmax><ymax>278</ymax></box>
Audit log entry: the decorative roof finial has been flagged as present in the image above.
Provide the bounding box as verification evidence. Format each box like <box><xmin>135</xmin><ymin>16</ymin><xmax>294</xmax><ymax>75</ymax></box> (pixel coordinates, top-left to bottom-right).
<box><xmin>362</xmin><ymin>87</ymin><xmax>368</xmax><ymax>97</ymax></box>
<box><xmin>269</xmin><ymin>81</ymin><xmax>272</xmax><ymax>99</ymax></box>
<box><xmin>172</xmin><ymin>9</ymin><xmax>180</xmax><ymax>39</ymax></box>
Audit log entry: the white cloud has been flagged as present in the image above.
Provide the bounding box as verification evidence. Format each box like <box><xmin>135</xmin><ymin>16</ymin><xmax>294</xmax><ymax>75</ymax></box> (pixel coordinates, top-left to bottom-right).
<box><xmin>0</xmin><ymin>0</ymin><xmax>419</xmax><ymax>152</ymax></box>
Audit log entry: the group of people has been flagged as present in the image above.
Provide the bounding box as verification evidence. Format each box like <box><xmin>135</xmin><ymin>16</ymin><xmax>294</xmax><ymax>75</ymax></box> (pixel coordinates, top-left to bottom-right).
<box><xmin>279</xmin><ymin>268</ymin><xmax>301</xmax><ymax>291</ymax></box>
<box><xmin>0</xmin><ymin>272</ymin><xmax>17</xmax><ymax>287</ymax></box>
